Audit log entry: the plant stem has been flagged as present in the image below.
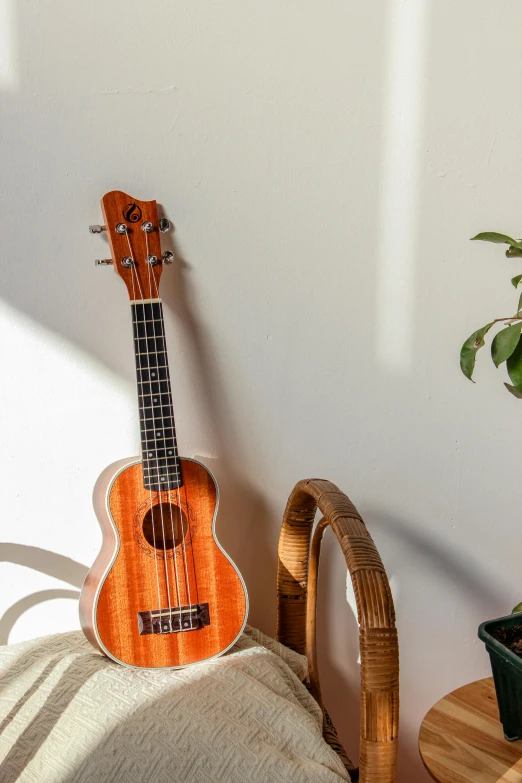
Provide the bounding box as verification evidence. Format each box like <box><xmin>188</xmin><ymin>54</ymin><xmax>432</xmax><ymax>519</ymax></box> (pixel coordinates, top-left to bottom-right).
<box><xmin>493</xmin><ymin>315</ymin><xmax>522</xmax><ymax>324</ymax></box>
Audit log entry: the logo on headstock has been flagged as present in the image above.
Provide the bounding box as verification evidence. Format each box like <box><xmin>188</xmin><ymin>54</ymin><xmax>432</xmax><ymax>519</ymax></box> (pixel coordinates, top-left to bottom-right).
<box><xmin>122</xmin><ymin>203</ymin><xmax>142</xmax><ymax>223</ymax></box>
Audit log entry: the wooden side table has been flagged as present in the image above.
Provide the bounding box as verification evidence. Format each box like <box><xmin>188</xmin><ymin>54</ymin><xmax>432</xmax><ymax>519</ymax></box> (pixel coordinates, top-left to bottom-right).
<box><xmin>419</xmin><ymin>678</ymin><xmax>522</xmax><ymax>782</ymax></box>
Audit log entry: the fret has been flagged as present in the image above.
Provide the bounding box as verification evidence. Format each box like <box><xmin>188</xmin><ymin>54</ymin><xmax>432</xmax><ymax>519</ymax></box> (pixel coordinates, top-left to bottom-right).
<box><xmin>137</xmin><ymin>379</ymin><xmax>171</xmax><ymax>395</ymax></box>
<box><xmin>143</xmin><ymin>458</ymin><xmax>179</xmax><ymax>467</ymax></box>
<box><xmin>141</xmin><ymin>442</ymin><xmax>177</xmax><ymax>455</ymax></box>
<box><xmin>143</xmin><ymin>472</ymin><xmax>180</xmax><ymax>484</ymax></box>
<box><xmin>142</xmin><ymin>466</ymin><xmax>181</xmax><ymax>477</ymax></box>
<box><xmin>142</xmin><ymin>446</ymin><xmax>178</xmax><ymax>458</ymax></box>
<box><xmin>140</xmin><ymin>422</ymin><xmax>175</xmax><ymax>431</ymax></box>
<box><xmin>140</xmin><ymin>420</ymin><xmax>175</xmax><ymax>430</ymax></box>
<box><xmin>141</xmin><ymin>433</ymin><xmax>176</xmax><ymax>445</ymax></box>
<box><xmin>140</xmin><ymin>421</ymin><xmax>175</xmax><ymax>432</ymax></box>
<box><xmin>145</xmin><ymin>480</ymin><xmax>183</xmax><ymax>491</ymax></box>
<box><xmin>133</xmin><ymin>320</ymin><xmax>167</xmax><ymax>339</ymax></box>
<box><xmin>139</xmin><ymin>392</ymin><xmax>173</xmax><ymax>406</ymax></box>
<box><xmin>143</xmin><ymin>477</ymin><xmax>181</xmax><ymax>488</ymax></box>
<box><xmin>143</xmin><ymin>466</ymin><xmax>180</xmax><ymax>475</ymax></box>
<box><xmin>140</xmin><ymin>425</ymin><xmax>176</xmax><ymax>435</ymax></box>
<box><xmin>134</xmin><ymin>336</ymin><xmax>166</xmax><ymax>354</ymax></box>
<box><xmin>143</xmin><ymin>473</ymin><xmax>180</xmax><ymax>482</ymax></box>
<box><xmin>134</xmin><ymin>334</ymin><xmax>166</xmax><ymax>346</ymax></box>
<box><xmin>134</xmin><ymin>353</ymin><xmax>167</xmax><ymax>370</ymax></box>
<box><xmin>142</xmin><ymin>454</ymin><xmax>179</xmax><ymax>465</ymax></box>
<box><xmin>131</xmin><ymin>302</ymin><xmax>163</xmax><ymax>320</ymax></box>
<box><xmin>143</xmin><ymin>464</ymin><xmax>181</xmax><ymax>474</ymax></box>
<box><xmin>136</xmin><ymin>367</ymin><xmax>170</xmax><ymax>382</ymax></box>
<box><xmin>140</xmin><ymin>432</ymin><xmax>176</xmax><ymax>442</ymax></box>
<box><xmin>140</xmin><ymin>428</ymin><xmax>176</xmax><ymax>440</ymax></box>
<box><xmin>139</xmin><ymin>405</ymin><xmax>173</xmax><ymax>421</ymax></box>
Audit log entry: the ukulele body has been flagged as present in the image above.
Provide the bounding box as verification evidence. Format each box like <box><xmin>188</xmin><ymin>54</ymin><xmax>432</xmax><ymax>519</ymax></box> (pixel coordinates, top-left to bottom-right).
<box><xmin>80</xmin><ymin>456</ymin><xmax>248</xmax><ymax>669</ymax></box>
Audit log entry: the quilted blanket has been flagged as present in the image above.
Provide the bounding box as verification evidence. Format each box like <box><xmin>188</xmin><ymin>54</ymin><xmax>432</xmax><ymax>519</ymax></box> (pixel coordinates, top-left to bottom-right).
<box><xmin>0</xmin><ymin>626</ymin><xmax>349</xmax><ymax>782</ymax></box>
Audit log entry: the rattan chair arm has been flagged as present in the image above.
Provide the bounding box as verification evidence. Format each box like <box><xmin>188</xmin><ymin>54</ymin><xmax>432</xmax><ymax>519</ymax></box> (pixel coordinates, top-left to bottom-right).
<box><xmin>276</xmin><ymin>479</ymin><xmax>399</xmax><ymax>783</ymax></box>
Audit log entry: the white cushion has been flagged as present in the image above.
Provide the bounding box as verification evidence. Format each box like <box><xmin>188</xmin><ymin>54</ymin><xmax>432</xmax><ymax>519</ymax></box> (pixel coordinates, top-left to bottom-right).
<box><xmin>0</xmin><ymin>626</ymin><xmax>349</xmax><ymax>782</ymax></box>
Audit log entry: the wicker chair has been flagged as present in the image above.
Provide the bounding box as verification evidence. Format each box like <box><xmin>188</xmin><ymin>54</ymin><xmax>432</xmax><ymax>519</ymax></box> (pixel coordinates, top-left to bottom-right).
<box><xmin>276</xmin><ymin>479</ymin><xmax>399</xmax><ymax>783</ymax></box>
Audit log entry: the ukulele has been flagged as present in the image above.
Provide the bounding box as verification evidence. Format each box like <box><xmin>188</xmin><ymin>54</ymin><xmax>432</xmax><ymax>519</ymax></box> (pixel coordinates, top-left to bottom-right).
<box><xmin>80</xmin><ymin>191</ymin><xmax>248</xmax><ymax>669</ymax></box>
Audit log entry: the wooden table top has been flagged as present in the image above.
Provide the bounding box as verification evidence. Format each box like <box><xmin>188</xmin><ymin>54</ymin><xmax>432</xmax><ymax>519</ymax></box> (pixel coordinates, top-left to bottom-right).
<box><xmin>419</xmin><ymin>678</ymin><xmax>522</xmax><ymax>782</ymax></box>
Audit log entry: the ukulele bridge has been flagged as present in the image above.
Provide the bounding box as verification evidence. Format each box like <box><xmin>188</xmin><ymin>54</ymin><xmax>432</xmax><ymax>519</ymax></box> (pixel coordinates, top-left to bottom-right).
<box><xmin>137</xmin><ymin>603</ymin><xmax>210</xmax><ymax>635</ymax></box>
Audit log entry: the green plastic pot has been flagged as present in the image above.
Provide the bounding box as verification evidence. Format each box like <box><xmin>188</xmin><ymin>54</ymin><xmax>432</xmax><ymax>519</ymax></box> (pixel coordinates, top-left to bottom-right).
<box><xmin>478</xmin><ymin>611</ymin><xmax>522</xmax><ymax>741</ymax></box>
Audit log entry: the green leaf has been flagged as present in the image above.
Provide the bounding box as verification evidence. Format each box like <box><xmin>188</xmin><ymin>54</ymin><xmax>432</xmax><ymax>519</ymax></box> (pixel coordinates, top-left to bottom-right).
<box><xmin>512</xmin><ymin>602</ymin><xmax>522</xmax><ymax>614</ymax></box>
<box><xmin>506</xmin><ymin>247</ymin><xmax>522</xmax><ymax>258</ymax></box>
<box><xmin>471</xmin><ymin>232</ymin><xmax>522</xmax><ymax>249</ymax></box>
<box><xmin>491</xmin><ymin>323</ymin><xmax>522</xmax><ymax>367</ymax></box>
<box><xmin>460</xmin><ymin>323</ymin><xmax>494</xmax><ymax>381</ymax></box>
<box><xmin>505</xmin><ymin>383</ymin><xmax>522</xmax><ymax>398</ymax></box>
<box><xmin>511</xmin><ymin>274</ymin><xmax>522</xmax><ymax>288</ymax></box>
<box><xmin>507</xmin><ymin>336</ymin><xmax>522</xmax><ymax>389</ymax></box>
<box><xmin>518</xmin><ymin>293</ymin><xmax>522</xmax><ymax>313</ymax></box>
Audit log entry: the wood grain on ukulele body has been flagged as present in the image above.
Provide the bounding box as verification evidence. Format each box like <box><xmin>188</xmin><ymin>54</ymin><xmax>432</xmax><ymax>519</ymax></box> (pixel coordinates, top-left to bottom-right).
<box><xmin>79</xmin><ymin>191</ymin><xmax>248</xmax><ymax>669</ymax></box>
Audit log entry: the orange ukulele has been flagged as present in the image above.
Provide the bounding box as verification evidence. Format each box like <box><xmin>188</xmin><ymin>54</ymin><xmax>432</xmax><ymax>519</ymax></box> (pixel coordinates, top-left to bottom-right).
<box><xmin>80</xmin><ymin>191</ymin><xmax>248</xmax><ymax>669</ymax></box>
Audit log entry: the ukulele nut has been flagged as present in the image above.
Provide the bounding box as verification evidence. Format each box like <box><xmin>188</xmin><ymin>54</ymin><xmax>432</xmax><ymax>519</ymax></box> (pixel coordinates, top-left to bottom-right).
<box><xmin>115</xmin><ymin>223</ymin><xmax>128</xmax><ymax>235</ymax></box>
<box><xmin>121</xmin><ymin>256</ymin><xmax>134</xmax><ymax>268</ymax></box>
<box><xmin>141</xmin><ymin>221</ymin><xmax>154</xmax><ymax>233</ymax></box>
<box><xmin>146</xmin><ymin>254</ymin><xmax>159</xmax><ymax>266</ymax></box>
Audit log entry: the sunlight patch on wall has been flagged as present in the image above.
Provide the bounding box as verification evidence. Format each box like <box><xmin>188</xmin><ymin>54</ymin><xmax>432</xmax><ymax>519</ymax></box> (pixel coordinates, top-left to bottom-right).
<box><xmin>0</xmin><ymin>296</ymin><xmax>136</xmax><ymax>542</ymax></box>
<box><xmin>0</xmin><ymin>298</ymin><xmax>135</xmax><ymax>643</ymax></box>
<box><xmin>375</xmin><ymin>0</ymin><xmax>428</xmax><ymax>372</ymax></box>
<box><xmin>0</xmin><ymin>0</ymin><xmax>18</xmax><ymax>90</ymax></box>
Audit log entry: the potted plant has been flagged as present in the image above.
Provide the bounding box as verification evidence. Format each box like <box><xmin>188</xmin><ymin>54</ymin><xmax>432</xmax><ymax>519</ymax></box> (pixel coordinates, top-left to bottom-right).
<box><xmin>461</xmin><ymin>230</ymin><xmax>522</xmax><ymax>740</ymax></box>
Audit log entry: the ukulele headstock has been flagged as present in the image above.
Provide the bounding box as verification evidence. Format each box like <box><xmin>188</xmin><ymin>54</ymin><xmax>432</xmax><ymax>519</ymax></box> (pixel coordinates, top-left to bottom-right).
<box><xmin>92</xmin><ymin>191</ymin><xmax>173</xmax><ymax>301</ymax></box>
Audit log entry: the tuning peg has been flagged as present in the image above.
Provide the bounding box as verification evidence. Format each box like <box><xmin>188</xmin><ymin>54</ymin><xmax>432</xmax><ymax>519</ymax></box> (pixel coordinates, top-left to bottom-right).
<box><xmin>159</xmin><ymin>218</ymin><xmax>171</xmax><ymax>233</ymax></box>
<box><xmin>95</xmin><ymin>258</ymin><xmax>113</xmax><ymax>266</ymax></box>
<box><xmin>89</xmin><ymin>225</ymin><xmax>106</xmax><ymax>234</ymax></box>
<box><xmin>162</xmin><ymin>251</ymin><xmax>174</xmax><ymax>264</ymax></box>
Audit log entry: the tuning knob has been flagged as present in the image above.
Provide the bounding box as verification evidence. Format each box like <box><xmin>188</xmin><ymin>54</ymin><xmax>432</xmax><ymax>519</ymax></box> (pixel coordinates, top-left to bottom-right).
<box><xmin>95</xmin><ymin>258</ymin><xmax>113</xmax><ymax>266</ymax></box>
<box><xmin>162</xmin><ymin>251</ymin><xmax>174</xmax><ymax>264</ymax></box>
<box><xmin>89</xmin><ymin>225</ymin><xmax>106</xmax><ymax>234</ymax></box>
<box><xmin>159</xmin><ymin>218</ymin><xmax>171</xmax><ymax>233</ymax></box>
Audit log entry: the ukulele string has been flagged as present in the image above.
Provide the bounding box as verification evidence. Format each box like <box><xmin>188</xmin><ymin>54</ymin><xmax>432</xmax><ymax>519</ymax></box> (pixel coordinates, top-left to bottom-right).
<box><xmin>132</xmin><ymin>233</ymin><xmax>175</xmax><ymax>616</ymax></box>
<box><xmin>145</xmin><ymin>231</ymin><xmax>184</xmax><ymax>625</ymax></box>
<box><xmin>149</xmin><ymin>261</ymin><xmax>197</xmax><ymax>625</ymax></box>
<box><xmin>127</xmin><ymin>228</ymin><xmax>174</xmax><ymax>618</ymax></box>
<box><xmin>127</xmin><ymin>234</ymin><xmax>162</xmax><ymax>615</ymax></box>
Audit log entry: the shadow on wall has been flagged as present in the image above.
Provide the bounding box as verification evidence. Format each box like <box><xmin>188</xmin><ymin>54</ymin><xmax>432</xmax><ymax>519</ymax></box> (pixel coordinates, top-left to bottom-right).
<box><xmin>311</xmin><ymin>505</ymin><xmax>507</xmax><ymax>783</ymax></box>
<box><xmin>158</xmin><ymin>229</ymin><xmax>277</xmax><ymax>634</ymax></box>
<box><xmin>0</xmin><ymin>543</ymin><xmax>88</xmax><ymax>644</ymax></box>
<box><xmin>368</xmin><ymin>510</ymin><xmax>507</xmax><ymax>617</ymax></box>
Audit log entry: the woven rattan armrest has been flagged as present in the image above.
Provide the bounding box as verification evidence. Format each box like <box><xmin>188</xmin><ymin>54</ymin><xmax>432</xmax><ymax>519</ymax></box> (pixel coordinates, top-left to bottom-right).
<box><xmin>276</xmin><ymin>479</ymin><xmax>399</xmax><ymax>783</ymax></box>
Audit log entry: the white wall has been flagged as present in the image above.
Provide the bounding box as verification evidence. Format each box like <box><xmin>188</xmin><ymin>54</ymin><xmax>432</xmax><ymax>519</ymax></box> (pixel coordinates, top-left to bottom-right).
<box><xmin>2</xmin><ymin>1</ymin><xmax>522</xmax><ymax>779</ymax></box>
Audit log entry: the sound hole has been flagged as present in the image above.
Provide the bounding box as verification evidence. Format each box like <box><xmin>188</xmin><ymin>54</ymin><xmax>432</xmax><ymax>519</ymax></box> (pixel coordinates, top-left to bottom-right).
<box><xmin>142</xmin><ymin>503</ymin><xmax>188</xmax><ymax>550</ymax></box>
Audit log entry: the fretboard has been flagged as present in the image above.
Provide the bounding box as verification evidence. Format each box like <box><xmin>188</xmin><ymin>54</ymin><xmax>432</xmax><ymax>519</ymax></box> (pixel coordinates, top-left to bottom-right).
<box><xmin>131</xmin><ymin>299</ymin><xmax>182</xmax><ymax>492</ymax></box>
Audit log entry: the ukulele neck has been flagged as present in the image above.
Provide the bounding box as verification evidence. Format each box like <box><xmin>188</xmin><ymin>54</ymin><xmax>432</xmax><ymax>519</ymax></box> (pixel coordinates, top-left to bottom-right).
<box><xmin>131</xmin><ymin>298</ymin><xmax>182</xmax><ymax>491</ymax></box>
